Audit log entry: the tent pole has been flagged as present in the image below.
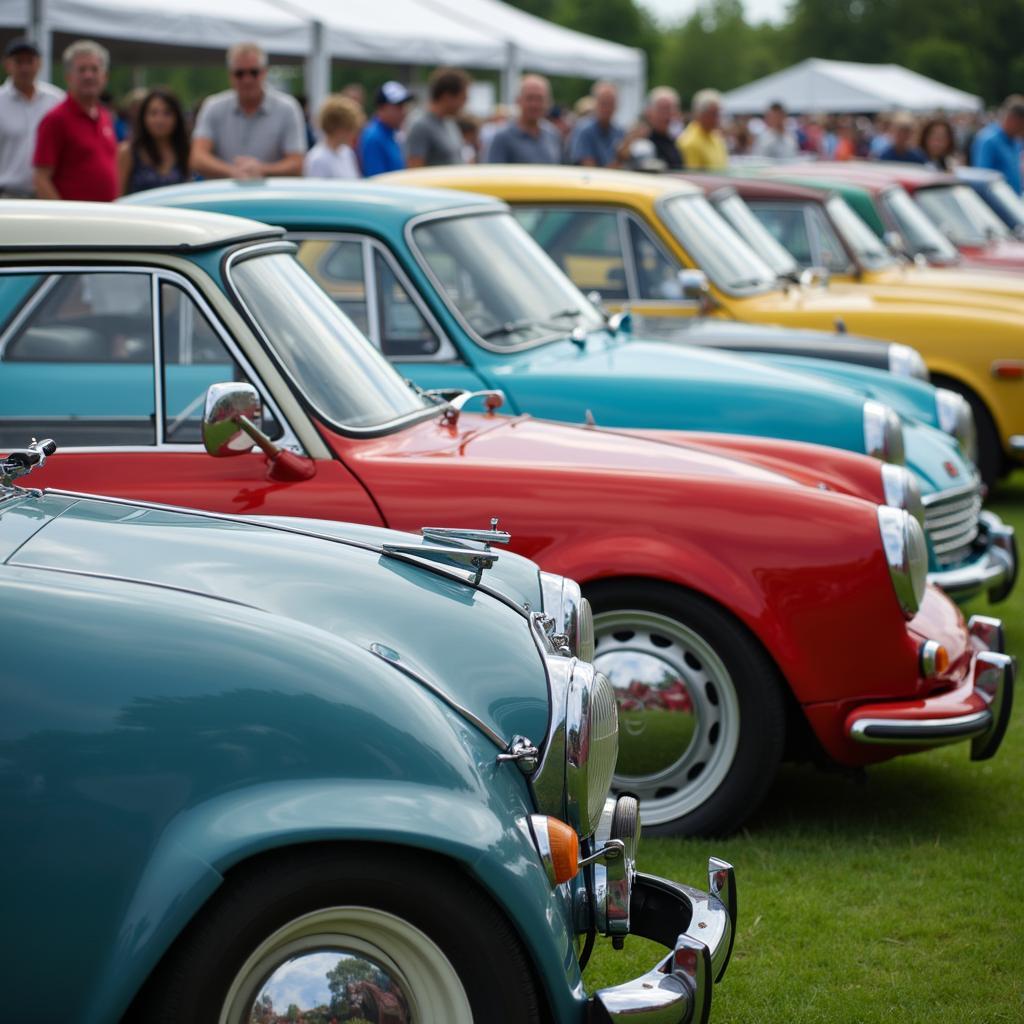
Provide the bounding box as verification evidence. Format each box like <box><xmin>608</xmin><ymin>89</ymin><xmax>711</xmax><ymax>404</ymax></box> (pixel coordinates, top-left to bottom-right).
<box><xmin>29</xmin><ymin>0</ymin><xmax>52</xmax><ymax>82</ymax></box>
<box><xmin>501</xmin><ymin>42</ymin><xmax>519</xmax><ymax>109</ymax></box>
<box><xmin>305</xmin><ymin>19</ymin><xmax>329</xmax><ymax>122</ymax></box>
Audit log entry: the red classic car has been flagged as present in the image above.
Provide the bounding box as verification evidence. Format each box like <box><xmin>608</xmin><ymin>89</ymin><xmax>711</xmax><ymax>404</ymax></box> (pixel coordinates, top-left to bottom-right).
<box><xmin>1</xmin><ymin>202</ymin><xmax>1013</xmax><ymax>839</ymax></box>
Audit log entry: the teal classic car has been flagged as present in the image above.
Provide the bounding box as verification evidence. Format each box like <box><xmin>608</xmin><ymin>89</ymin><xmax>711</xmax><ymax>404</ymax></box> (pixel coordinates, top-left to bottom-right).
<box><xmin>128</xmin><ymin>180</ymin><xmax>1015</xmax><ymax>604</ymax></box>
<box><xmin>0</xmin><ymin>438</ymin><xmax>736</xmax><ymax>1024</ymax></box>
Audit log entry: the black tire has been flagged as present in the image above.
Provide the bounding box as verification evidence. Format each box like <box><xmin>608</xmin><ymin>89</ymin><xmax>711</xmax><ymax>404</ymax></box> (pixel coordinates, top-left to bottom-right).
<box><xmin>125</xmin><ymin>845</ymin><xmax>544</xmax><ymax>1024</ymax></box>
<box><xmin>932</xmin><ymin>374</ymin><xmax>1005</xmax><ymax>490</ymax></box>
<box><xmin>586</xmin><ymin>579</ymin><xmax>787</xmax><ymax>838</ymax></box>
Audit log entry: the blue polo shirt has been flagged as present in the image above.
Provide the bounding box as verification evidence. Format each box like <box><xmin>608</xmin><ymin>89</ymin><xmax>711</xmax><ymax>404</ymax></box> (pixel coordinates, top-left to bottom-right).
<box><xmin>359</xmin><ymin>116</ymin><xmax>404</xmax><ymax>177</ymax></box>
<box><xmin>971</xmin><ymin>123</ymin><xmax>1023</xmax><ymax>194</ymax></box>
<box><xmin>569</xmin><ymin>117</ymin><xmax>624</xmax><ymax>166</ymax></box>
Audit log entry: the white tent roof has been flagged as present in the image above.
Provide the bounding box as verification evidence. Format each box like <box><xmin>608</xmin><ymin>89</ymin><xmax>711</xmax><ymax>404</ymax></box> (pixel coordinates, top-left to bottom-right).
<box><xmin>721</xmin><ymin>58</ymin><xmax>983</xmax><ymax>115</ymax></box>
<box><xmin>1</xmin><ymin>0</ymin><xmax>642</xmax><ymax>79</ymax></box>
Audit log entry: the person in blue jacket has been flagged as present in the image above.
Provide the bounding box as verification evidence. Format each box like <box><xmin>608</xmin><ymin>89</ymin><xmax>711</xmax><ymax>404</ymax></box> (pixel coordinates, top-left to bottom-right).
<box><xmin>971</xmin><ymin>95</ymin><xmax>1024</xmax><ymax>194</ymax></box>
<box><xmin>359</xmin><ymin>81</ymin><xmax>412</xmax><ymax>177</ymax></box>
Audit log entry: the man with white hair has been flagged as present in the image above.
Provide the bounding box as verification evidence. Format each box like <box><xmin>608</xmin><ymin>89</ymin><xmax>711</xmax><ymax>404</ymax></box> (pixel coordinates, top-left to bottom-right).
<box><xmin>191</xmin><ymin>42</ymin><xmax>306</xmax><ymax>179</ymax></box>
<box><xmin>642</xmin><ymin>85</ymin><xmax>683</xmax><ymax>169</ymax></box>
<box><xmin>485</xmin><ymin>75</ymin><xmax>562</xmax><ymax>164</ymax></box>
<box><xmin>678</xmin><ymin>87</ymin><xmax>728</xmax><ymax>170</ymax></box>
<box><xmin>33</xmin><ymin>39</ymin><xmax>117</xmax><ymax>200</ymax></box>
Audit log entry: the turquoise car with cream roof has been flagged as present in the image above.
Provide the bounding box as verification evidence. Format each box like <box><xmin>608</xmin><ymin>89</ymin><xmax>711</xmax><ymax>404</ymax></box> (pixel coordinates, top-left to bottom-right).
<box><xmin>126</xmin><ymin>180</ymin><xmax>1015</xmax><ymax>603</ymax></box>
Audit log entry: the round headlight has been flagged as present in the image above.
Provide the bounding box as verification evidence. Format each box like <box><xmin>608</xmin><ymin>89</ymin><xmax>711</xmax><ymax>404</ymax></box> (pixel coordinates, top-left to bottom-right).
<box><xmin>877</xmin><ymin>506</ymin><xmax>928</xmax><ymax>618</ymax></box>
<box><xmin>935</xmin><ymin>388</ymin><xmax>978</xmax><ymax>465</ymax></box>
<box><xmin>540</xmin><ymin>572</ymin><xmax>594</xmax><ymax>661</ymax></box>
<box><xmin>863</xmin><ymin>400</ymin><xmax>906</xmax><ymax>465</ymax></box>
<box><xmin>565</xmin><ymin>661</ymin><xmax>619</xmax><ymax>837</ymax></box>
<box><xmin>888</xmin><ymin>344</ymin><xmax>929</xmax><ymax>381</ymax></box>
<box><xmin>881</xmin><ymin>464</ymin><xmax>925</xmax><ymax>527</ymax></box>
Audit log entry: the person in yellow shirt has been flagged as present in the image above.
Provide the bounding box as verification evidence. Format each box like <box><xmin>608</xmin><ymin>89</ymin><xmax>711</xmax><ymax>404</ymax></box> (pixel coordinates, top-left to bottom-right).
<box><xmin>677</xmin><ymin>88</ymin><xmax>728</xmax><ymax>170</ymax></box>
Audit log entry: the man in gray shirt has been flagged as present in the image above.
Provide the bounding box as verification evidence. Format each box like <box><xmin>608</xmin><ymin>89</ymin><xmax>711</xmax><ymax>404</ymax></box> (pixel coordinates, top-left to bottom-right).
<box><xmin>0</xmin><ymin>38</ymin><xmax>63</xmax><ymax>196</ymax></box>
<box><xmin>191</xmin><ymin>42</ymin><xmax>306</xmax><ymax>179</ymax></box>
<box><xmin>405</xmin><ymin>67</ymin><xmax>469</xmax><ymax>168</ymax></box>
<box><xmin>485</xmin><ymin>75</ymin><xmax>563</xmax><ymax>164</ymax></box>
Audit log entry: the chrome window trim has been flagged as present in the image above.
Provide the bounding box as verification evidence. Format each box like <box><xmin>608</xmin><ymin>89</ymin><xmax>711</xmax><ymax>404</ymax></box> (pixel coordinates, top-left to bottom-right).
<box><xmin>287</xmin><ymin>230</ymin><xmax>457</xmax><ymax>362</ymax></box>
<box><xmin>653</xmin><ymin>191</ymin><xmax>780</xmax><ymax>298</ymax></box>
<box><xmin>223</xmin><ymin>241</ymin><xmax>442</xmax><ymax>437</ymax></box>
<box><xmin>804</xmin><ymin>202</ymin><xmax>856</xmax><ymax>275</ymax></box>
<box><xmin>404</xmin><ymin>204</ymin><xmax>591</xmax><ymax>355</ymax></box>
<box><xmin>0</xmin><ymin>262</ymin><xmax>302</xmax><ymax>453</ymax></box>
<box><xmin>622</xmin><ymin>209</ymin><xmax>701</xmax><ymax>307</ymax></box>
<box><xmin>151</xmin><ymin>274</ymin><xmax>164</xmax><ymax>445</ymax></box>
<box><xmin>0</xmin><ymin>272</ymin><xmax>59</xmax><ymax>356</ymax></box>
<box><xmin>615</xmin><ymin>208</ymin><xmax>640</xmax><ymax>300</ymax></box>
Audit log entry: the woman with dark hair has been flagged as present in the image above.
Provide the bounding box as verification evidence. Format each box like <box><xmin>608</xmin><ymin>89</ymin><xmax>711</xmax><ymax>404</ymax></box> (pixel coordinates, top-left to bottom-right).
<box><xmin>919</xmin><ymin>117</ymin><xmax>957</xmax><ymax>171</ymax></box>
<box><xmin>117</xmin><ymin>88</ymin><xmax>190</xmax><ymax>194</ymax></box>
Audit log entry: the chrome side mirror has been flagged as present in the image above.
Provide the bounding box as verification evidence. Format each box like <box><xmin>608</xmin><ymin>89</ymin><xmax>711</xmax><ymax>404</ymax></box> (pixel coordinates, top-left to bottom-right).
<box><xmin>202</xmin><ymin>382</ymin><xmax>264</xmax><ymax>458</ymax></box>
<box><xmin>678</xmin><ymin>268</ymin><xmax>710</xmax><ymax>303</ymax></box>
<box><xmin>883</xmin><ymin>230</ymin><xmax>906</xmax><ymax>253</ymax></box>
<box><xmin>799</xmin><ymin>265</ymin><xmax>830</xmax><ymax>288</ymax></box>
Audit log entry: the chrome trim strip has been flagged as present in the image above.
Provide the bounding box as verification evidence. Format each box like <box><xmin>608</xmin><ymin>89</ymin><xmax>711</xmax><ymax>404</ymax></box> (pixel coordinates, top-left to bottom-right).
<box><xmin>151</xmin><ymin>273</ymin><xmax>164</xmax><ymax>445</ymax></box>
<box><xmin>0</xmin><ymin>272</ymin><xmax>59</xmax><ymax>356</ymax></box>
<box><xmin>222</xmin><ymin>242</ymin><xmax>442</xmax><ymax>438</ymax></box>
<box><xmin>368</xmin><ymin>641</ymin><xmax>508</xmax><ymax>750</ymax></box>
<box><xmin>1010</xmin><ymin>435</ymin><xmax>1024</xmax><ymax>452</ymax></box>
<box><xmin>920</xmin><ymin>479</ymin><xmax>982</xmax><ymax>506</ymax></box>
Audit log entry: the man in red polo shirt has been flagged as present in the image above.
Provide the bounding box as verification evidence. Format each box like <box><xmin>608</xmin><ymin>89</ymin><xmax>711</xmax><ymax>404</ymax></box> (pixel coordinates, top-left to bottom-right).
<box><xmin>33</xmin><ymin>39</ymin><xmax>117</xmax><ymax>201</ymax></box>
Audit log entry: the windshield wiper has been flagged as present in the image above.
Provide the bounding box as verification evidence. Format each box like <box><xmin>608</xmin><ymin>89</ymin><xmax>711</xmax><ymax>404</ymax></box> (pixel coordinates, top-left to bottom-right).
<box><xmin>480</xmin><ymin>308</ymin><xmax>582</xmax><ymax>340</ymax></box>
<box><xmin>729</xmin><ymin>277</ymin><xmax>770</xmax><ymax>290</ymax></box>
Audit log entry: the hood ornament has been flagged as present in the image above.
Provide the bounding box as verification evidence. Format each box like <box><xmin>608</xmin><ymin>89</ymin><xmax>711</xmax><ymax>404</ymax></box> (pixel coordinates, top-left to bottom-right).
<box><xmin>383</xmin><ymin>517</ymin><xmax>511</xmax><ymax>586</ymax></box>
<box><xmin>1</xmin><ymin>438</ymin><xmax>56</xmax><ymax>493</ymax></box>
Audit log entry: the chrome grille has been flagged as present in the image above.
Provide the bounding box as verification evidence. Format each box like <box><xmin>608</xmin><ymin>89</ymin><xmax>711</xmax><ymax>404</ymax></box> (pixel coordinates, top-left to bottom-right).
<box><xmin>923</xmin><ymin>483</ymin><xmax>982</xmax><ymax>567</ymax></box>
<box><xmin>587</xmin><ymin>671</ymin><xmax>620</xmax><ymax>833</ymax></box>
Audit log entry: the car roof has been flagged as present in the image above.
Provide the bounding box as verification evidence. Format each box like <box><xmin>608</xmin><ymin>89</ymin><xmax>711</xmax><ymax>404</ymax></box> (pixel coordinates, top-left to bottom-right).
<box><xmin>124</xmin><ymin>177</ymin><xmax>504</xmax><ymax>226</ymax></box>
<box><xmin>379</xmin><ymin>164</ymin><xmax>702</xmax><ymax>202</ymax></box>
<box><xmin>680</xmin><ymin>172</ymin><xmax>829</xmax><ymax>202</ymax></box>
<box><xmin>765</xmin><ymin>160</ymin><xmax>958</xmax><ymax>192</ymax></box>
<box><xmin>0</xmin><ymin>200</ymin><xmax>283</xmax><ymax>251</ymax></box>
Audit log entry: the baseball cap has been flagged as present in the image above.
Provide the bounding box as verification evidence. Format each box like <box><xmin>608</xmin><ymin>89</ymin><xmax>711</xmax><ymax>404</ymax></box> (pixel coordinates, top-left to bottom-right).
<box><xmin>376</xmin><ymin>81</ymin><xmax>413</xmax><ymax>106</ymax></box>
<box><xmin>4</xmin><ymin>37</ymin><xmax>40</xmax><ymax>58</ymax></box>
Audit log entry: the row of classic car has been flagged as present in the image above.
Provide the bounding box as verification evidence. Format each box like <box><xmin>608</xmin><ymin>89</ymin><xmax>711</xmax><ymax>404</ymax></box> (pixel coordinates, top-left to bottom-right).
<box><xmin>0</xmin><ymin>160</ymin><xmax>1018</xmax><ymax>1023</ymax></box>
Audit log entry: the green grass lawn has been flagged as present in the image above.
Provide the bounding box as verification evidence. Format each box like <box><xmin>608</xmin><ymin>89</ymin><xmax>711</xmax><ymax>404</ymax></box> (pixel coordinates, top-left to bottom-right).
<box><xmin>586</xmin><ymin>472</ymin><xmax>1024</xmax><ymax>1022</ymax></box>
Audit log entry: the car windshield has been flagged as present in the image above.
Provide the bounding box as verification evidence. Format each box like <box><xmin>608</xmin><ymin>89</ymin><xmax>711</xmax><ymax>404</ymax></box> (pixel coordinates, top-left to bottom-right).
<box><xmin>914</xmin><ymin>184</ymin><xmax>1011</xmax><ymax>246</ymax></box>
<box><xmin>984</xmin><ymin>179</ymin><xmax>1024</xmax><ymax>230</ymax></box>
<box><xmin>660</xmin><ymin>193</ymin><xmax>778</xmax><ymax>293</ymax></box>
<box><xmin>228</xmin><ymin>252</ymin><xmax>431</xmax><ymax>429</ymax></box>
<box><xmin>715</xmin><ymin>194</ymin><xmax>801</xmax><ymax>278</ymax></box>
<box><xmin>410</xmin><ymin>211</ymin><xmax>605</xmax><ymax>350</ymax></box>
<box><xmin>881</xmin><ymin>187</ymin><xmax>960</xmax><ymax>262</ymax></box>
<box><xmin>824</xmin><ymin>195</ymin><xmax>896</xmax><ymax>270</ymax></box>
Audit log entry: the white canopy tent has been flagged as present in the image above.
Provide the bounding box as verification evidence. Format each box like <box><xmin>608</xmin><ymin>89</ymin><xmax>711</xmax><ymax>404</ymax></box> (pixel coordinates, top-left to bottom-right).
<box><xmin>2</xmin><ymin>0</ymin><xmax>645</xmax><ymax>118</ymax></box>
<box><xmin>721</xmin><ymin>58</ymin><xmax>983</xmax><ymax>115</ymax></box>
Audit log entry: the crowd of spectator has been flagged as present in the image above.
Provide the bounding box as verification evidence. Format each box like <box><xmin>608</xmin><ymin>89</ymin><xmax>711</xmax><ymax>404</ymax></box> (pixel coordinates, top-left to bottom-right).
<box><xmin>1</xmin><ymin>33</ymin><xmax>1022</xmax><ymax>201</ymax></box>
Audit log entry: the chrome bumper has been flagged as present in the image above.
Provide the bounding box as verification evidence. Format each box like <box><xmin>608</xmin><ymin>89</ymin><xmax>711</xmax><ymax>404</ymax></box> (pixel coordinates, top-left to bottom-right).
<box><xmin>928</xmin><ymin>510</ymin><xmax>1017</xmax><ymax>604</ymax></box>
<box><xmin>590</xmin><ymin>859</ymin><xmax>736</xmax><ymax>1024</ymax></box>
<box><xmin>847</xmin><ymin>615</ymin><xmax>1015</xmax><ymax>761</ymax></box>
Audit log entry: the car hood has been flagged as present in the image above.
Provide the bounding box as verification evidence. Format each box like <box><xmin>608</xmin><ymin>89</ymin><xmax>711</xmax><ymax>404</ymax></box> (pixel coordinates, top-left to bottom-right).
<box><xmin>853</xmin><ymin>267</ymin><xmax>1024</xmax><ymax>315</ymax></box>
<box><xmin>0</xmin><ymin>491</ymin><xmax>550</xmax><ymax>744</ymax></box>
<box><xmin>483</xmin><ymin>333</ymin><xmax>873</xmax><ymax>455</ymax></box>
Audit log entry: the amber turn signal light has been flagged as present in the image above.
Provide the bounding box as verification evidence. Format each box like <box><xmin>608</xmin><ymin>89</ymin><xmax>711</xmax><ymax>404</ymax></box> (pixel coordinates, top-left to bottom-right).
<box><xmin>920</xmin><ymin>640</ymin><xmax>950</xmax><ymax>677</ymax></box>
<box><xmin>530</xmin><ymin>815</ymin><xmax>580</xmax><ymax>886</ymax></box>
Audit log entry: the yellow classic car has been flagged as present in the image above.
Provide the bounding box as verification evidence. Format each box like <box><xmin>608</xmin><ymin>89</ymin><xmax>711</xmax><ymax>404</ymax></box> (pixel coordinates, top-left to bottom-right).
<box><xmin>383</xmin><ymin>166</ymin><xmax>1024</xmax><ymax>484</ymax></box>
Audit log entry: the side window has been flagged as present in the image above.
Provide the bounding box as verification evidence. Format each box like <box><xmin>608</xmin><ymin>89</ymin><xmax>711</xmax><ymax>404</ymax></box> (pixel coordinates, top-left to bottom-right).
<box><xmin>160</xmin><ymin>282</ymin><xmax>279</xmax><ymax>444</ymax></box>
<box><xmin>627</xmin><ymin>219</ymin><xmax>684</xmax><ymax>300</ymax></box>
<box><xmin>296</xmin><ymin>239</ymin><xmax>369</xmax><ymax>335</ymax></box>
<box><xmin>748</xmin><ymin>204</ymin><xmax>814</xmax><ymax>266</ymax></box>
<box><xmin>0</xmin><ymin>271</ymin><xmax>155</xmax><ymax>447</ymax></box>
<box><xmin>805</xmin><ymin>205</ymin><xmax>853</xmax><ymax>272</ymax></box>
<box><xmin>512</xmin><ymin>207</ymin><xmax>629</xmax><ymax>300</ymax></box>
<box><xmin>373</xmin><ymin>250</ymin><xmax>440</xmax><ymax>358</ymax></box>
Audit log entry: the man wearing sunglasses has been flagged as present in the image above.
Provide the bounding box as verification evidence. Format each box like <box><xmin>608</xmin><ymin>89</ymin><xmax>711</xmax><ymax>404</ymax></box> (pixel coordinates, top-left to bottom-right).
<box><xmin>191</xmin><ymin>42</ymin><xmax>306</xmax><ymax>180</ymax></box>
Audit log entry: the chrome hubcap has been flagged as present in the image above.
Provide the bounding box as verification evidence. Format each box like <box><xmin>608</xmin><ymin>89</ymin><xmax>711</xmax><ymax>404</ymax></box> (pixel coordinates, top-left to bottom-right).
<box><xmin>221</xmin><ymin>907</ymin><xmax>472</xmax><ymax>1024</ymax></box>
<box><xmin>593</xmin><ymin>610</ymin><xmax>740</xmax><ymax>827</ymax></box>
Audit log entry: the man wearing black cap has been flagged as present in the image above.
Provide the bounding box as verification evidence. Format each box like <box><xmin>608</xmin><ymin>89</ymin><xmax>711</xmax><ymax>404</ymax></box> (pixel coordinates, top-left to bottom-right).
<box><xmin>359</xmin><ymin>81</ymin><xmax>413</xmax><ymax>177</ymax></box>
<box><xmin>0</xmin><ymin>37</ymin><xmax>63</xmax><ymax>197</ymax></box>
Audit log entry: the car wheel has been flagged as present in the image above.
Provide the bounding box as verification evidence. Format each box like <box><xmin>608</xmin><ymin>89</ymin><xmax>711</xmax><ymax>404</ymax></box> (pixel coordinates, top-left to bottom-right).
<box><xmin>932</xmin><ymin>375</ymin><xmax>1004</xmax><ymax>489</ymax></box>
<box><xmin>587</xmin><ymin>580</ymin><xmax>786</xmax><ymax>837</ymax></box>
<box><xmin>125</xmin><ymin>847</ymin><xmax>544</xmax><ymax>1024</ymax></box>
